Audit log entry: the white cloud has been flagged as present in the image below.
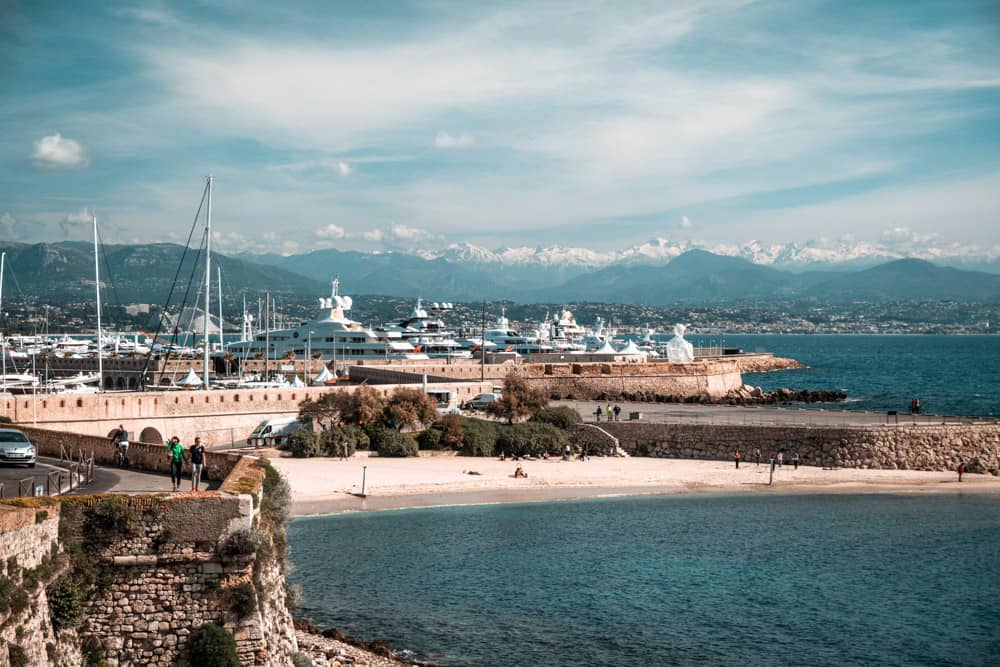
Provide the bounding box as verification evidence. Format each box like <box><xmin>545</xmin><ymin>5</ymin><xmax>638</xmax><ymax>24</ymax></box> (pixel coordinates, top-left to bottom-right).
<box><xmin>0</xmin><ymin>212</ymin><xmax>15</xmax><ymax>238</ymax></box>
<box><xmin>58</xmin><ymin>207</ymin><xmax>95</xmax><ymax>237</ymax></box>
<box><xmin>315</xmin><ymin>223</ymin><xmax>346</xmax><ymax>239</ymax></box>
<box><xmin>363</xmin><ymin>229</ymin><xmax>383</xmax><ymax>242</ymax></box>
<box><xmin>680</xmin><ymin>215</ymin><xmax>693</xmax><ymax>229</ymax></box>
<box><xmin>434</xmin><ymin>131</ymin><xmax>475</xmax><ymax>149</ymax></box>
<box><xmin>32</xmin><ymin>133</ymin><xmax>90</xmax><ymax>169</ymax></box>
<box><xmin>273</xmin><ymin>158</ymin><xmax>353</xmax><ymax>175</ymax></box>
<box><xmin>280</xmin><ymin>240</ymin><xmax>300</xmax><ymax>255</ymax></box>
<box><xmin>390</xmin><ymin>224</ymin><xmax>429</xmax><ymax>240</ymax></box>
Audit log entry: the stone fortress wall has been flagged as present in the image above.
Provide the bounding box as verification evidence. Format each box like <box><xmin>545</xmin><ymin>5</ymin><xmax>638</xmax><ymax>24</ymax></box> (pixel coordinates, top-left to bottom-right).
<box><xmin>574</xmin><ymin>422</ymin><xmax>1000</xmax><ymax>474</ymax></box>
<box><xmin>0</xmin><ymin>455</ymin><xmax>297</xmax><ymax>667</ymax></box>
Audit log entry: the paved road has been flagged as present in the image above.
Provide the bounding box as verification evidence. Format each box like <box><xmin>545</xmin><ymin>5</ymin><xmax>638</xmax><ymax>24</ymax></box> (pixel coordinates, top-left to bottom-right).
<box><xmin>0</xmin><ymin>456</ymin><xmax>66</xmax><ymax>498</ymax></box>
<box><xmin>555</xmin><ymin>400</ymin><xmax>993</xmax><ymax>427</ymax></box>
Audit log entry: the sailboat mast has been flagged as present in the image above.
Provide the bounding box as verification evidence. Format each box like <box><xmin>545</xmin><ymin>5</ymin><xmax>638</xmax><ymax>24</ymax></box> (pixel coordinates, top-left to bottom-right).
<box><xmin>217</xmin><ymin>265</ymin><xmax>223</xmax><ymax>346</ymax></box>
<box><xmin>1</xmin><ymin>251</ymin><xmax>6</xmax><ymax>395</ymax></box>
<box><xmin>93</xmin><ymin>215</ymin><xmax>103</xmax><ymax>392</ymax></box>
<box><xmin>203</xmin><ymin>175</ymin><xmax>213</xmax><ymax>389</ymax></box>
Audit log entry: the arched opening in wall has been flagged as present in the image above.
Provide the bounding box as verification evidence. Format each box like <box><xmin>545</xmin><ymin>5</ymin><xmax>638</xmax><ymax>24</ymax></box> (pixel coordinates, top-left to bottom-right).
<box><xmin>116</xmin><ymin>377</ymin><xmax>126</xmax><ymax>390</ymax></box>
<box><xmin>140</xmin><ymin>427</ymin><xmax>163</xmax><ymax>444</ymax></box>
<box><xmin>104</xmin><ymin>377</ymin><xmax>115</xmax><ymax>390</ymax></box>
<box><xmin>128</xmin><ymin>378</ymin><xmax>138</xmax><ymax>390</ymax></box>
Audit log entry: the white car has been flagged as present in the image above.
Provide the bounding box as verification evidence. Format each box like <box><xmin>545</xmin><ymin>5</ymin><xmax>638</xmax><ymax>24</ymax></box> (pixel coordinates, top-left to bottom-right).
<box><xmin>465</xmin><ymin>393</ymin><xmax>500</xmax><ymax>410</ymax></box>
<box><xmin>0</xmin><ymin>428</ymin><xmax>36</xmax><ymax>467</ymax></box>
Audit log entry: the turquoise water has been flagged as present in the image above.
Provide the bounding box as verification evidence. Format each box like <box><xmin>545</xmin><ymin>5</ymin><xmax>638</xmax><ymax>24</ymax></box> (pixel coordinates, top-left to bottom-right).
<box><xmin>288</xmin><ymin>494</ymin><xmax>1000</xmax><ymax>666</ymax></box>
<box><xmin>685</xmin><ymin>334</ymin><xmax>999</xmax><ymax>417</ymax></box>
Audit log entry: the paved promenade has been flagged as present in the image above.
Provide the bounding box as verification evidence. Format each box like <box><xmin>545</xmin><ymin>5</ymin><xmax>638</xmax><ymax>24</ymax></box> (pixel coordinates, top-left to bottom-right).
<box><xmin>555</xmin><ymin>400</ymin><xmax>995</xmax><ymax>426</ymax></box>
<box><xmin>73</xmin><ymin>463</ymin><xmax>220</xmax><ymax>495</ymax></box>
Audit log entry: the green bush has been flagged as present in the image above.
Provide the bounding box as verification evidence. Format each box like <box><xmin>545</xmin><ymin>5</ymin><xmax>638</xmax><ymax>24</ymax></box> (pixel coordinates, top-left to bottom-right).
<box><xmin>496</xmin><ymin>422</ymin><xmax>570</xmax><ymax>458</ymax></box>
<box><xmin>531</xmin><ymin>406</ymin><xmax>582</xmax><ymax>430</ymax></box>
<box><xmin>0</xmin><ymin>415</ymin><xmax>12</xmax><ymax>424</ymax></box>
<box><xmin>87</xmin><ymin>497</ymin><xmax>140</xmax><ymax>535</ymax></box>
<box><xmin>320</xmin><ymin>425</ymin><xmax>368</xmax><ymax>457</ymax></box>
<box><xmin>369</xmin><ymin>428</ymin><xmax>419</xmax><ymax>457</ymax></box>
<box><xmin>189</xmin><ymin>623</ymin><xmax>240</xmax><ymax>667</ymax></box>
<box><xmin>48</xmin><ymin>575</ymin><xmax>87</xmax><ymax>630</ymax></box>
<box><xmin>292</xmin><ymin>653</ymin><xmax>316</xmax><ymax>667</ymax></box>
<box><xmin>218</xmin><ymin>528</ymin><xmax>259</xmax><ymax>557</ymax></box>
<box><xmin>226</xmin><ymin>581</ymin><xmax>257</xmax><ymax>619</ymax></box>
<box><xmin>416</xmin><ymin>427</ymin><xmax>443</xmax><ymax>450</ymax></box>
<box><xmin>286</xmin><ymin>429</ymin><xmax>320</xmax><ymax>458</ymax></box>
<box><xmin>460</xmin><ymin>418</ymin><xmax>499</xmax><ymax>457</ymax></box>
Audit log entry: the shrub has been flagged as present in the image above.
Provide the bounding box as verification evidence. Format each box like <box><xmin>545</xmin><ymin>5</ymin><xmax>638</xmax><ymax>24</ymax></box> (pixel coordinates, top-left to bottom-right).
<box><xmin>460</xmin><ymin>418</ymin><xmax>499</xmax><ymax>457</ymax></box>
<box><xmin>531</xmin><ymin>406</ymin><xmax>582</xmax><ymax>430</ymax></box>
<box><xmin>369</xmin><ymin>428</ymin><xmax>419</xmax><ymax>457</ymax></box>
<box><xmin>496</xmin><ymin>422</ymin><xmax>570</xmax><ymax>458</ymax></box>
<box><xmin>320</xmin><ymin>425</ymin><xmax>368</xmax><ymax>457</ymax></box>
<box><xmin>439</xmin><ymin>414</ymin><xmax>465</xmax><ymax>450</ymax></box>
<box><xmin>260</xmin><ymin>459</ymin><xmax>291</xmax><ymax>528</ymax></box>
<box><xmin>416</xmin><ymin>427</ymin><xmax>442</xmax><ymax>450</ymax></box>
<box><xmin>218</xmin><ymin>528</ymin><xmax>259</xmax><ymax>557</ymax></box>
<box><xmin>286</xmin><ymin>429</ymin><xmax>320</xmax><ymax>458</ymax></box>
<box><xmin>87</xmin><ymin>497</ymin><xmax>140</xmax><ymax>535</ymax></box>
<box><xmin>383</xmin><ymin>388</ymin><xmax>438</xmax><ymax>430</ymax></box>
<box><xmin>226</xmin><ymin>581</ymin><xmax>257</xmax><ymax>619</ymax></box>
<box><xmin>189</xmin><ymin>623</ymin><xmax>240</xmax><ymax>667</ymax></box>
<box><xmin>0</xmin><ymin>415</ymin><xmax>11</xmax><ymax>424</ymax></box>
<box><xmin>48</xmin><ymin>575</ymin><xmax>87</xmax><ymax>630</ymax></box>
<box><xmin>292</xmin><ymin>653</ymin><xmax>316</xmax><ymax>667</ymax></box>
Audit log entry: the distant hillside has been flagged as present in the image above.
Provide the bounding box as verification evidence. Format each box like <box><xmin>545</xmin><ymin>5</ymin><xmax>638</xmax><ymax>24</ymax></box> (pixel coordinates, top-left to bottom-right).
<box><xmin>805</xmin><ymin>258</ymin><xmax>1000</xmax><ymax>301</ymax></box>
<box><xmin>0</xmin><ymin>242</ymin><xmax>324</xmax><ymax>304</ymax></box>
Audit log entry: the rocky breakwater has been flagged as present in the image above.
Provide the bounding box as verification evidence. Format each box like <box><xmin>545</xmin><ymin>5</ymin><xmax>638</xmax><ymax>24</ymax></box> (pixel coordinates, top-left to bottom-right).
<box><xmin>729</xmin><ymin>355</ymin><xmax>804</xmax><ymax>373</ymax></box>
<box><xmin>584</xmin><ymin>422</ymin><xmax>1000</xmax><ymax>474</ymax></box>
<box><xmin>722</xmin><ymin>385</ymin><xmax>847</xmax><ymax>405</ymax></box>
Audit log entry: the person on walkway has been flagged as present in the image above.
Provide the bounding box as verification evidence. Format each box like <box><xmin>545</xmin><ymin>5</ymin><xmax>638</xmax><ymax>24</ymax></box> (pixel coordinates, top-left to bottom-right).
<box><xmin>957</xmin><ymin>462</ymin><xmax>965</xmax><ymax>482</ymax></box>
<box><xmin>776</xmin><ymin>451</ymin><xmax>784</xmax><ymax>468</ymax></box>
<box><xmin>594</xmin><ymin>405</ymin><xmax>602</xmax><ymax>422</ymax></box>
<box><xmin>166</xmin><ymin>436</ymin><xmax>187</xmax><ymax>492</ymax></box>
<box><xmin>189</xmin><ymin>436</ymin><xmax>206</xmax><ymax>492</ymax></box>
<box><xmin>613</xmin><ymin>405</ymin><xmax>622</xmax><ymax>422</ymax></box>
<box><xmin>792</xmin><ymin>452</ymin><xmax>800</xmax><ymax>470</ymax></box>
<box><xmin>754</xmin><ymin>448</ymin><xmax>762</xmax><ymax>466</ymax></box>
<box><xmin>606</xmin><ymin>404</ymin><xmax>613</xmax><ymax>422</ymax></box>
<box><xmin>734</xmin><ymin>450</ymin><xmax>741</xmax><ymax>469</ymax></box>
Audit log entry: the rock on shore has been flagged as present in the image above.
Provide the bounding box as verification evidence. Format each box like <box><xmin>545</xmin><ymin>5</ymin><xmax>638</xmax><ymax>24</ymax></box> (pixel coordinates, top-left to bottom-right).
<box><xmin>294</xmin><ymin>621</ymin><xmax>415</xmax><ymax>666</ymax></box>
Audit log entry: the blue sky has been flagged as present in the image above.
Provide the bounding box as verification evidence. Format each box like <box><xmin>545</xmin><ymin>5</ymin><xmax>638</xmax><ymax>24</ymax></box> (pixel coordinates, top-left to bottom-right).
<box><xmin>1</xmin><ymin>0</ymin><xmax>999</xmax><ymax>257</ymax></box>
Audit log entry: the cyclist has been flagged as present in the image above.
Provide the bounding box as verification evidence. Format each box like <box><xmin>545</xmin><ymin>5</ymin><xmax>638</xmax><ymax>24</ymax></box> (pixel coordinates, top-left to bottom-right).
<box><xmin>112</xmin><ymin>425</ymin><xmax>130</xmax><ymax>467</ymax></box>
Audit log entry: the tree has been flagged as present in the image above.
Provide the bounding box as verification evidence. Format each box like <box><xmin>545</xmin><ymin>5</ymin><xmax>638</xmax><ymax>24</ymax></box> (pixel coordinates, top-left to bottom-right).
<box><xmin>439</xmin><ymin>414</ymin><xmax>465</xmax><ymax>449</ymax></box>
<box><xmin>298</xmin><ymin>386</ymin><xmax>385</xmax><ymax>430</ymax></box>
<box><xmin>383</xmin><ymin>388</ymin><xmax>438</xmax><ymax>431</ymax></box>
<box><xmin>487</xmin><ymin>373</ymin><xmax>548</xmax><ymax>423</ymax></box>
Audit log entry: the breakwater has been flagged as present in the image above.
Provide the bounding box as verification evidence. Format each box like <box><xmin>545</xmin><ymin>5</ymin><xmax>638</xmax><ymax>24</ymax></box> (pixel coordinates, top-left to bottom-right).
<box><xmin>575</xmin><ymin>422</ymin><xmax>1000</xmax><ymax>474</ymax></box>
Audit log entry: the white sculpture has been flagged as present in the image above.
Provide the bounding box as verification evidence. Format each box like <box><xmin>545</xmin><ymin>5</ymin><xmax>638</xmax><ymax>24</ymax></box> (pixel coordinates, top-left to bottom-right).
<box><xmin>665</xmin><ymin>323</ymin><xmax>694</xmax><ymax>363</ymax></box>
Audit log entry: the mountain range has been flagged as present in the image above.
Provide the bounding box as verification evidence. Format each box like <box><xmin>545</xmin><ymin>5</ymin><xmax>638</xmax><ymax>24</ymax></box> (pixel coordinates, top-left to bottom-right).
<box><xmin>1</xmin><ymin>241</ymin><xmax>998</xmax><ymax>306</ymax></box>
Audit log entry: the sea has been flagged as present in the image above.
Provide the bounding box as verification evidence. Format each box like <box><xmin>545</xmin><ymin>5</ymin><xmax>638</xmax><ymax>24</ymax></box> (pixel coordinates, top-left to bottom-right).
<box><xmin>287</xmin><ymin>335</ymin><xmax>1000</xmax><ymax>665</ymax></box>
<box><xmin>289</xmin><ymin>494</ymin><xmax>1000</xmax><ymax>666</ymax></box>
<box><xmin>684</xmin><ymin>334</ymin><xmax>999</xmax><ymax>417</ymax></box>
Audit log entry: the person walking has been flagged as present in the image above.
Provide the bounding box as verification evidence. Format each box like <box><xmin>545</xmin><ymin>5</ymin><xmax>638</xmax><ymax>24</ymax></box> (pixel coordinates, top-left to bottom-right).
<box><xmin>792</xmin><ymin>452</ymin><xmax>800</xmax><ymax>470</ymax></box>
<box><xmin>606</xmin><ymin>404</ymin><xmax>613</xmax><ymax>422</ymax></box>
<box><xmin>734</xmin><ymin>450</ymin><xmax>741</xmax><ymax>469</ymax></box>
<box><xmin>189</xmin><ymin>436</ymin><xmax>206</xmax><ymax>492</ymax></box>
<box><xmin>613</xmin><ymin>404</ymin><xmax>621</xmax><ymax>422</ymax></box>
<box><xmin>957</xmin><ymin>462</ymin><xmax>965</xmax><ymax>482</ymax></box>
<box><xmin>776</xmin><ymin>451</ymin><xmax>784</xmax><ymax>468</ymax></box>
<box><xmin>754</xmin><ymin>448</ymin><xmax>761</xmax><ymax>466</ymax></box>
<box><xmin>594</xmin><ymin>405</ymin><xmax>602</xmax><ymax>422</ymax></box>
<box><xmin>166</xmin><ymin>436</ymin><xmax>187</xmax><ymax>492</ymax></box>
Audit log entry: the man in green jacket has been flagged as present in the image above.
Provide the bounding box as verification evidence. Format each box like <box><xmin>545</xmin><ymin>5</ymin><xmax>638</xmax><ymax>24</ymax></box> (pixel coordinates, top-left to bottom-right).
<box><xmin>166</xmin><ymin>436</ymin><xmax>187</xmax><ymax>492</ymax></box>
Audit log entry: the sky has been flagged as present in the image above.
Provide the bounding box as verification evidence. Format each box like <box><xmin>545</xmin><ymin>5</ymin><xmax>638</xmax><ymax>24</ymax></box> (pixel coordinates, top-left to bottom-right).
<box><xmin>1</xmin><ymin>0</ymin><xmax>999</xmax><ymax>257</ymax></box>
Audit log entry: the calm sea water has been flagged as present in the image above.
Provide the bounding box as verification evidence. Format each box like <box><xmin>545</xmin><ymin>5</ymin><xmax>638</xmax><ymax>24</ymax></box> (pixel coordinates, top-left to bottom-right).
<box><xmin>289</xmin><ymin>494</ymin><xmax>1000</xmax><ymax>667</ymax></box>
<box><xmin>685</xmin><ymin>334</ymin><xmax>999</xmax><ymax>417</ymax></box>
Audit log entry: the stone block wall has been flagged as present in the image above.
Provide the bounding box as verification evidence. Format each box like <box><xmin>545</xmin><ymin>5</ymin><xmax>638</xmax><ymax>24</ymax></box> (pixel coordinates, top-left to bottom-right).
<box><xmin>577</xmin><ymin>422</ymin><xmax>1000</xmax><ymax>473</ymax></box>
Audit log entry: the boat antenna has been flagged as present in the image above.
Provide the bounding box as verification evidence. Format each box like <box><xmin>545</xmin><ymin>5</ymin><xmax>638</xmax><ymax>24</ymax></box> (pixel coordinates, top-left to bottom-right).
<box><xmin>93</xmin><ymin>214</ymin><xmax>103</xmax><ymax>392</ymax></box>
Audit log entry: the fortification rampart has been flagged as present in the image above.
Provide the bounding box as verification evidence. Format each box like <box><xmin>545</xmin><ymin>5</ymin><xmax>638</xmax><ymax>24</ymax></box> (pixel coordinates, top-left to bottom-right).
<box><xmin>0</xmin><ymin>451</ymin><xmax>297</xmax><ymax>666</ymax></box>
<box><xmin>3</xmin><ymin>379</ymin><xmax>491</xmax><ymax>446</ymax></box>
<box><xmin>574</xmin><ymin>422</ymin><xmax>1000</xmax><ymax>473</ymax></box>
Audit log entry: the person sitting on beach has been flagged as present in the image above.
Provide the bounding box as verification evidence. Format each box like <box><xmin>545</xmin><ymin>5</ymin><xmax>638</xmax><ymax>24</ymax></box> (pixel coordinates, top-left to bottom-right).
<box><xmin>542</xmin><ymin>451</ymin><xmax>550</xmax><ymax>460</ymax></box>
<box><xmin>499</xmin><ymin>452</ymin><xmax>506</xmax><ymax>461</ymax></box>
<box><xmin>514</xmin><ymin>465</ymin><xmax>527</xmax><ymax>479</ymax></box>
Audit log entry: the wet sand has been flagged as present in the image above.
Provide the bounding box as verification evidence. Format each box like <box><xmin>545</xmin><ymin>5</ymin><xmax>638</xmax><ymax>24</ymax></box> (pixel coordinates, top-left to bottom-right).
<box><xmin>267</xmin><ymin>454</ymin><xmax>1000</xmax><ymax>516</ymax></box>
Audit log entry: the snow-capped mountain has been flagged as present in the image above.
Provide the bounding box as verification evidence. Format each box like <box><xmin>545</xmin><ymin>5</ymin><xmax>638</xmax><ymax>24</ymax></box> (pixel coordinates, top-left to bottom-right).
<box><xmin>425</xmin><ymin>238</ymin><xmax>999</xmax><ymax>272</ymax></box>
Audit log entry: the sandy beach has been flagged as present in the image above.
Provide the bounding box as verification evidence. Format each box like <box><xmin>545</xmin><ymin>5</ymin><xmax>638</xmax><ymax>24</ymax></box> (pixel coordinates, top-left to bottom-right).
<box><xmin>266</xmin><ymin>452</ymin><xmax>1000</xmax><ymax>516</ymax></box>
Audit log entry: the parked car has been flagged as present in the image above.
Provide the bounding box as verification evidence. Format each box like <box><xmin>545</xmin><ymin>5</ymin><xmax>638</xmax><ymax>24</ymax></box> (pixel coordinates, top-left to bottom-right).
<box><xmin>464</xmin><ymin>393</ymin><xmax>500</xmax><ymax>410</ymax></box>
<box><xmin>0</xmin><ymin>428</ymin><xmax>36</xmax><ymax>467</ymax></box>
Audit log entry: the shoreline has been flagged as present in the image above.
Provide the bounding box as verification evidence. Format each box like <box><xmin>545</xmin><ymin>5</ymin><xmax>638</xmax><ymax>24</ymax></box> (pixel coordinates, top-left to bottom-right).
<box><xmin>270</xmin><ymin>455</ymin><xmax>1000</xmax><ymax>517</ymax></box>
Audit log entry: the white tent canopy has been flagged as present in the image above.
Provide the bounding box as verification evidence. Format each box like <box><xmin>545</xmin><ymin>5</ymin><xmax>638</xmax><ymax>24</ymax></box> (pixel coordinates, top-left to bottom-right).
<box><xmin>618</xmin><ymin>340</ymin><xmax>646</xmax><ymax>357</ymax></box>
<box><xmin>176</xmin><ymin>368</ymin><xmax>203</xmax><ymax>387</ymax></box>
<box><xmin>289</xmin><ymin>375</ymin><xmax>305</xmax><ymax>388</ymax></box>
<box><xmin>312</xmin><ymin>365</ymin><xmax>334</xmax><ymax>384</ymax></box>
<box><xmin>594</xmin><ymin>341</ymin><xmax>618</xmax><ymax>355</ymax></box>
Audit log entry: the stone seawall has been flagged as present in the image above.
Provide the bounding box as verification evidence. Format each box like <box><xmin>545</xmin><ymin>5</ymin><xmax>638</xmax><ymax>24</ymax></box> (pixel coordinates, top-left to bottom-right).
<box><xmin>574</xmin><ymin>422</ymin><xmax>1000</xmax><ymax>473</ymax></box>
<box><xmin>0</xmin><ymin>452</ymin><xmax>298</xmax><ymax>666</ymax></box>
